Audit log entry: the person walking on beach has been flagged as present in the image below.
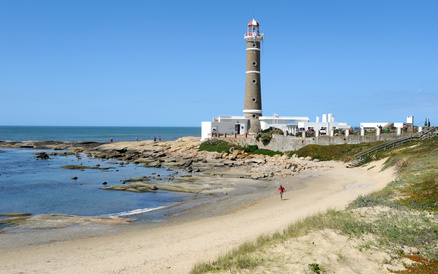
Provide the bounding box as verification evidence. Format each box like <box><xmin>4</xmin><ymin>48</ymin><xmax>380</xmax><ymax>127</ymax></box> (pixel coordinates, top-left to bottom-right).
<box><xmin>278</xmin><ymin>185</ymin><xmax>286</xmax><ymax>200</ymax></box>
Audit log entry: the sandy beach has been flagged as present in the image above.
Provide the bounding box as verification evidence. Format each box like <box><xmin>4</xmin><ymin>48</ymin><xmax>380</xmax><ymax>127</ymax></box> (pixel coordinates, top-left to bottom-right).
<box><xmin>0</xmin><ymin>139</ymin><xmax>395</xmax><ymax>274</ymax></box>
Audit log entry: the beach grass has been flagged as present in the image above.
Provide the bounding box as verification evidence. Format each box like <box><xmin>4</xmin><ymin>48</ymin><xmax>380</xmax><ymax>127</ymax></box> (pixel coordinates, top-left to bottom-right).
<box><xmin>191</xmin><ymin>136</ymin><xmax>438</xmax><ymax>273</ymax></box>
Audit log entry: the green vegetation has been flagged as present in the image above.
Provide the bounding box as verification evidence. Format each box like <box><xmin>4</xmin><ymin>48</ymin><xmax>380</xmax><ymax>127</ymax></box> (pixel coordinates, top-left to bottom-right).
<box><xmin>251</xmin><ymin>148</ymin><xmax>282</xmax><ymax>157</ymax></box>
<box><xmin>308</xmin><ymin>263</ymin><xmax>324</xmax><ymax>273</ymax></box>
<box><xmin>198</xmin><ymin>139</ymin><xmax>237</xmax><ymax>153</ymax></box>
<box><xmin>255</xmin><ymin>127</ymin><xmax>284</xmax><ymax>143</ymax></box>
<box><xmin>192</xmin><ymin>136</ymin><xmax>438</xmax><ymax>273</ymax></box>
<box><xmin>199</xmin><ymin>139</ymin><xmax>282</xmax><ymax>157</ymax></box>
<box><xmin>289</xmin><ymin>142</ymin><xmax>384</xmax><ymax>162</ymax></box>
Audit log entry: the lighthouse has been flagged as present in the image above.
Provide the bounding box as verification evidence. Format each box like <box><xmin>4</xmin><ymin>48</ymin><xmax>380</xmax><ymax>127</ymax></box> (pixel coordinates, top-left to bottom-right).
<box><xmin>201</xmin><ymin>19</ymin><xmax>314</xmax><ymax>141</ymax></box>
<box><xmin>243</xmin><ymin>19</ymin><xmax>264</xmax><ymax>134</ymax></box>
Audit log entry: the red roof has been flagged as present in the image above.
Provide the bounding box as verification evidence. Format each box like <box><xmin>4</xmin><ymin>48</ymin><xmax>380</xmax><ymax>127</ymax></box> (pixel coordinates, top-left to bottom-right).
<box><xmin>248</xmin><ymin>19</ymin><xmax>259</xmax><ymax>26</ymax></box>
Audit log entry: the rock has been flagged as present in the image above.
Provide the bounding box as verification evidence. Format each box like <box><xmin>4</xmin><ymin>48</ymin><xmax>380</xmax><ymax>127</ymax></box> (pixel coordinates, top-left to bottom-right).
<box><xmin>34</xmin><ymin>152</ymin><xmax>50</xmax><ymax>159</ymax></box>
<box><xmin>0</xmin><ymin>213</ymin><xmax>32</xmax><ymax>217</ymax></box>
<box><xmin>313</xmin><ymin>159</ymin><xmax>320</xmax><ymax>162</ymax></box>
<box><xmin>183</xmin><ymin>160</ymin><xmax>193</xmax><ymax>167</ymax></box>
<box><xmin>72</xmin><ymin>177</ymin><xmax>78</xmax><ymax>180</ymax></box>
<box><xmin>412</xmin><ymin>247</ymin><xmax>420</xmax><ymax>254</ymax></box>
<box><xmin>102</xmin><ymin>182</ymin><xmax>107</xmax><ymax>185</ymax></box>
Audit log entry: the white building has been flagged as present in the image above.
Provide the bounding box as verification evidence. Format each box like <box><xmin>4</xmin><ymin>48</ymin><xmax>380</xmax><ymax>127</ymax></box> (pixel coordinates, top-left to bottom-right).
<box><xmin>260</xmin><ymin>115</ymin><xmax>309</xmax><ymax>134</ymax></box>
<box><xmin>201</xmin><ymin>115</ymin><xmax>310</xmax><ymax>141</ymax></box>
<box><xmin>298</xmin><ymin>113</ymin><xmax>350</xmax><ymax>134</ymax></box>
<box><xmin>360</xmin><ymin>116</ymin><xmax>414</xmax><ymax>130</ymax></box>
<box><xmin>201</xmin><ymin>116</ymin><xmax>248</xmax><ymax>141</ymax></box>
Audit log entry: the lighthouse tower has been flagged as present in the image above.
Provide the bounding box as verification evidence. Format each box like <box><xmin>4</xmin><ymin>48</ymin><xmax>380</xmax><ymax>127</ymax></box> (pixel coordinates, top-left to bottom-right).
<box><xmin>243</xmin><ymin>19</ymin><xmax>264</xmax><ymax>134</ymax></box>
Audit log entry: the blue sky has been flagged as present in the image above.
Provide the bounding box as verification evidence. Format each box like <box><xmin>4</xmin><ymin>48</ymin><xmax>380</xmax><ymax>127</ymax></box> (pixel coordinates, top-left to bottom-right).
<box><xmin>1</xmin><ymin>0</ymin><xmax>437</xmax><ymax>127</ymax></box>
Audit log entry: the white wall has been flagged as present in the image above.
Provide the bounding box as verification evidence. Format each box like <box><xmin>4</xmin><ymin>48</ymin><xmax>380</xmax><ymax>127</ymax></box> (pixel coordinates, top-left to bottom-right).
<box><xmin>201</xmin><ymin>122</ymin><xmax>212</xmax><ymax>141</ymax></box>
<box><xmin>360</xmin><ymin>123</ymin><xmax>389</xmax><ymax>128</ymax></box>
<box><xmin>201</xmin><ymin>119</ymin><xmax>248</xmax><ymax>141</ymax></box>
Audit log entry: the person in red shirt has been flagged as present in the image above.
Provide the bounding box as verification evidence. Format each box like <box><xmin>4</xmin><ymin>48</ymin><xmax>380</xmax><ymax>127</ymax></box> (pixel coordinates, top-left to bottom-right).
<box><xmin>278</xmin><ymin>185</ymin><xmax>286</xmax><ymax>200</ymax></box>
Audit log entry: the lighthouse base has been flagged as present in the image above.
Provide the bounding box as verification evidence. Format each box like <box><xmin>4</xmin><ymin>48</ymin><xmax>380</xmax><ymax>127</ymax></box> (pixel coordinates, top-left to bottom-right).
<box><xmin>245</xmin><ymin>115</ymin><xmax>261</xmax><ymax>134</ymax></box>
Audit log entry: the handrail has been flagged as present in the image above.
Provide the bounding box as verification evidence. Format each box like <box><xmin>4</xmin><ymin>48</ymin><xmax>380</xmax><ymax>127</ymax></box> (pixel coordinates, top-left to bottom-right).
<box><xmin>348</xmin><ymin>126</ymin><xmax>437</xmax><ymax>167</ymax></box>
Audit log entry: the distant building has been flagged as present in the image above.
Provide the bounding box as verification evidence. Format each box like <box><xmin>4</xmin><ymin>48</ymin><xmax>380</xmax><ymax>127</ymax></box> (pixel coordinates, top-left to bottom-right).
<box><xmin>298</xmin><ymin>113</ymin><xmax>350</xmax><ymax>135</ymax></box>
<box><xmin>360</xmin><ymin>116</ymin><xmax>414</xmax><ymax>130</ymax></box>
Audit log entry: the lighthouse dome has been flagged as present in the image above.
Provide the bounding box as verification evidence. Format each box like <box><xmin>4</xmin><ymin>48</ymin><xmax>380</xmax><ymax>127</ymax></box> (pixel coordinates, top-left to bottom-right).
<box><xmin>248</xmin><ymin>19</ymin><xmax>260</xmax><ymax>26</ymax></box>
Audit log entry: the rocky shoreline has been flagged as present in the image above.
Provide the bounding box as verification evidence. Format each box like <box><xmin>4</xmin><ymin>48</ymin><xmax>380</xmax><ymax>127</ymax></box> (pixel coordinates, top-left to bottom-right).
<box><xmin>0</xmin><ymin>137</ymin><xmax>328</xmax><ymax>232</ymax></box>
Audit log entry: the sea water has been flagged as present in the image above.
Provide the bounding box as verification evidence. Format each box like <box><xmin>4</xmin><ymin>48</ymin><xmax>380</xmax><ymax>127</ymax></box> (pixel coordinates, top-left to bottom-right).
<box><xmin>0</xmin><ymin>125</ymin><xmax>200</xmax><ymax>142</ymax></box>
<box><xmin>0</xmin><ymin>126</ymin><xmax>201</xmax><ymax>220</ymax></box>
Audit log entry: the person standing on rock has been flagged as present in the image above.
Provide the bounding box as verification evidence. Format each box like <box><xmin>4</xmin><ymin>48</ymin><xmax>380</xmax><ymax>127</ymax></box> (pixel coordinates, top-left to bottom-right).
<box><xmin>278</xmin><ymin>185</ymin><xmax>286</xmax><ymax>200</ymax></box>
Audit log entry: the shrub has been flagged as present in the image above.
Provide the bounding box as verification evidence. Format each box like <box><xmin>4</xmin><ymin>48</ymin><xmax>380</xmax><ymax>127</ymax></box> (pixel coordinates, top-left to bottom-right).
<box><xmin>243</xmin><ymin>145</ymin><xmax>258</xmax><ymax>153</ymax></box>
<box><xmin>199</xmin><ymin>139</ymin><xmax>240</xmax><ymax>153</ymax></box>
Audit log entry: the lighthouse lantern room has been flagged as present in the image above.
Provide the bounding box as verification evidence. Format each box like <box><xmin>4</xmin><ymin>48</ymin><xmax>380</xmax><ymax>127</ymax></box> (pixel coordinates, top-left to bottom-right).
<box><xmin>246</xmin><ymin>19</ymin><xmax>261</xmax><ymax>37</ymax></box>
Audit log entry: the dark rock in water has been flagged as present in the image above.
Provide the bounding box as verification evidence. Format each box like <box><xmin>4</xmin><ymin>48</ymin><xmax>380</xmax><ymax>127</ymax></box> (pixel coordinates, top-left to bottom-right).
<box><xmin>34</xmin><ymin>152</ymin><xmax>50</xmax><ymax>160</ymax></box>
<box><xmin>72</xmin><ymin>177</ymin><xmax>78</xmax><ymax>180</ymax></box>
<box><xmin>102</xmin><ymin>182</ymin><xmax>107</xmax><ymax>185</ymax></box>
<box><xmin>0</xmin><ymin>213</ymin><xmax>32</xmax><ymax>217</ymax></box>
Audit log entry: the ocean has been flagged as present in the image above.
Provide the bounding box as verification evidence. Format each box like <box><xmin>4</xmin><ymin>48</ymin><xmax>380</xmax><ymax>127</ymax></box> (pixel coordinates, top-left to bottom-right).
<box><xmin>0</xmin><ymin>125</ymin><xmax>200</xmax><ymax>143</ymax></box>
<box><xmin>0</xmin><ymin>126</ymin><xmax>201</xmax><ymax>223</ymax></box>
